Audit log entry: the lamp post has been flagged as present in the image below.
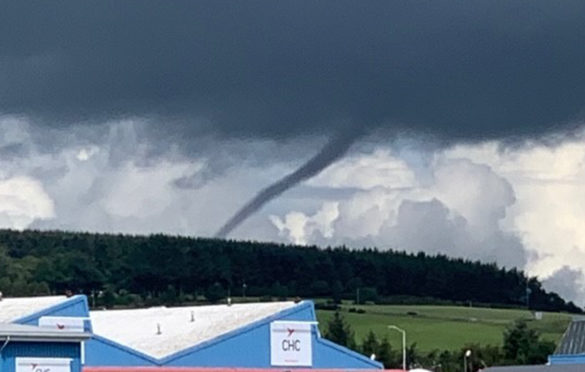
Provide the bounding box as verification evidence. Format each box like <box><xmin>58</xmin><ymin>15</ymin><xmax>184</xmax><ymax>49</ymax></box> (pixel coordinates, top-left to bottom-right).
<box><xmin>388</xmin><ymin>325</ymin><xmax>406</xmax><ymax>371</ymax></box>
<box><xmin>464</xmin><ymin>349</ymin><xmax>471</xmax><ymax>372</ymax></box>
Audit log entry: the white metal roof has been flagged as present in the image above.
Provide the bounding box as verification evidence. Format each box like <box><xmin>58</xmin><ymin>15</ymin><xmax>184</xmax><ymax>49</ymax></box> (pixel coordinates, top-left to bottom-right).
<box><xmin>0</xmin><ymin>296</ymin><xmax>68</xmax><ymax>322</ymax></box>
<box><xmin>91</xmin><ymin>301</ymin><xmax>301</xmax><ymax>359</ymax></box>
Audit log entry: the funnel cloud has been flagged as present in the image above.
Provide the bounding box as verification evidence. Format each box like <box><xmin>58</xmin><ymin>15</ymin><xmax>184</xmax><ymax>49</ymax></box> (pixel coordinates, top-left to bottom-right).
<box><xmin>215</xmin><ymin>132</ymin><xmax>357</xmax><ymax>238</ymax></box>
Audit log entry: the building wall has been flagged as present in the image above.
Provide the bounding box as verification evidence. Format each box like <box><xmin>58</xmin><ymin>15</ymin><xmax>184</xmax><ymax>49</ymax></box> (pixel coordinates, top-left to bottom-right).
<box><xmin>163</xmin><ymin>303</ymin><xmax>380</xmax><ymax>368</ymax></box>
<box><xmin>313</xmin><ymin>338</ymin><xmax>382</xmax><ymax>369</ymax></box>
<box><xmin>548</xmin><ymin>354</ymin><xmax>585</xmax><ymax>365</ymax></box>
<box><xmin>84</xmin><ymin>337</ymin><xmax>158</xmax><ymax>367</ymax></box>
<box><xmin>0</xmin><ymin>342</ymin><xmax>81</xmax><ymax>372</ymax></box>
<box><xmin>15</xmin><ymin>296</ymin><xmax>91</xmax><ymax>332</ymax></box>
<box><xmin>164</xmin><ymin>326</ymin><xmax>381</xmax><ymax>369</ymax></box>
<box><xmin>162</xmin><ymin>303</ymin><xmax>314</xmax><ymax>367</ymax></box>
<box><xmin>86</xmin><ymin>301</ymin><xmax>381</xmax><ymax>369</ymax></box>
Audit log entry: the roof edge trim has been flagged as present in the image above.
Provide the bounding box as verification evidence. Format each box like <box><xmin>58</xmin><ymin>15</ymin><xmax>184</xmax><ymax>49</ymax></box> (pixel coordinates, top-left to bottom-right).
<box><xmin>14</xmin><ymin>295</ymin><xmax>89</xmax><ymax>324</ymax></box>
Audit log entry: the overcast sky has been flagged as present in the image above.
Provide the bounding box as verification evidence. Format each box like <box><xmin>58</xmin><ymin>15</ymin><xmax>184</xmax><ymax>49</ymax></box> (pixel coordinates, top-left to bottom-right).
<box><xmin>2</xmin><ymin>1</ymin><xmax>585</xmax><ymax>304</ymax></box>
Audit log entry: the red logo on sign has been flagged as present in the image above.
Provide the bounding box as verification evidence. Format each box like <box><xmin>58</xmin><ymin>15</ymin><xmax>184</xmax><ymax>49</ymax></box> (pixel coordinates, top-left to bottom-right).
<box><xmin>57</xmin><ymin>324</ymin><xmax>65</xmax><ymax>330</ymax></box>
<box><xmin>287</xmin><ymin>328</ymin><xmax>295</xmax><ymax>337</ymax></box>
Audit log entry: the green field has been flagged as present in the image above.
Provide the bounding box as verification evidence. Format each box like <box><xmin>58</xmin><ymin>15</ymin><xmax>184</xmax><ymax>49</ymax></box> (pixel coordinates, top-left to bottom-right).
<box><xmin>316</xmin><ymin>304</ymin><xmax>572</xmax><ymax>352</ymax></box>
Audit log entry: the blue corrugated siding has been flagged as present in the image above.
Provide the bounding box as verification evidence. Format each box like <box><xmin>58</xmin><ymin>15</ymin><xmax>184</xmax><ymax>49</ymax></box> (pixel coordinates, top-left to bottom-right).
<box><xmin>165</xmin><ymin>323</ymin><xmax>380</xmax><ymax>368</ymax></box>
<box><xmin>313</xmin><ymin>338</ymin><xmax>381</xmax><ymax>369</ymax></box>
<box><xmin>164</xmin><ymin>319</ymin><xmax>277</xmax><ymax>367</ymax></box>
<box><xmin>0</xmin><ymin>342</ymin><xmax>81</xmax><ymax>372</ymax></box>
<box><xmin>84</xmin><ymin>337</ymin><xmax>158</xmax><ymax>366</ymax></box>
<box><xmin>549</xmin><ymin>354</ymin><xmax>585</xmax><ymax>364</ymax></box>
<box><xmin>155</xmin><ymin>303</ymin><xmax>317</xmax><ymax>366</ymax></box>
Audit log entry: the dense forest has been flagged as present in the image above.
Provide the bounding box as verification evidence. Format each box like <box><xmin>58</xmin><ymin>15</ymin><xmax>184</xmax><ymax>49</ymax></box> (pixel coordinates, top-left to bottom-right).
<box><xmin>0</xmin><ymin>229</ymin><xmax>580</xmax><ymax>313</ymax></box>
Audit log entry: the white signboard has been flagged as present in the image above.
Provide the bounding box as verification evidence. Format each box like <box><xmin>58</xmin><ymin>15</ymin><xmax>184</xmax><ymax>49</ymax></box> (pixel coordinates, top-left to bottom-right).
<box><xmin>270</xmin><ymin>321</ymin><xmax>313</xmax><ymax>366</ymax></box>
<box><xmin>38</xmin><ymin>316</ymin><xmax>85</xmax><ymax>332</ymax></box>
<box><xmin>16</xmin><ymin>358</ymin><xmax>72</xmax><ymax>372</ymax></box>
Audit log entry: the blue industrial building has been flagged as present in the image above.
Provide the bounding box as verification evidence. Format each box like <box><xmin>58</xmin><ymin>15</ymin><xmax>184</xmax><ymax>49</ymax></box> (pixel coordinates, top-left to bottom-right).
<box><xmin>2</xmin><ymin>296</ymin><xmax>381</xmax><ymax>369</ymax></box>
<box><xmin>0</xmin><ymin>320</ymin><xmax>89</xmax><ymax>372</ymax></box>
<box><xmin>548</xmin><ymin>319</ymin><xmax>585</xmax><ymax>365</ymax></box>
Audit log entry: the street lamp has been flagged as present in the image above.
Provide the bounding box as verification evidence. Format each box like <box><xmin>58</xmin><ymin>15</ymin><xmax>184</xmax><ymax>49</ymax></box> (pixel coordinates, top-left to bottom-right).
<box><xmin>388</xmin><ymin>325</ymin><xmax>406</xmax><ymax>371</ymax></box>
<box><xmin>464</xmin><ymin>349</ymin><xmax>472</xmax><ymax>372</ymax></box>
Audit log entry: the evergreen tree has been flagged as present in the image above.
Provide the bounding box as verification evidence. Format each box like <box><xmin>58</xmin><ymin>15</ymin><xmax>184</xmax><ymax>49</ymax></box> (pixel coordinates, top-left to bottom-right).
<box><xmin>100</xmin><ymin>288</ymin><xmax>116</xmax><ymax>308</ymax></box>
<box><xmin>406</xmin><ymin>342</ymin><xmax>420</xmax><ymax>369</ymax></box>
<box><xmin>0</xmin><ymin>229</ymin><xmax>579</xmax><ymax>313</ymax></box>
<box><xmin>503</xmin><ymin>320</ymin><xmax>555</xmax><ymax>365</ymax></box>
<box><xmin>376</xmin><ymin>336</ymin><xmax>398</xmax><ymax>368</ymax></box>
<box><xmin>324</xmin><ymin>311</ymin><xmax>356</xmax><ymax>350</ymax></box>
<box><xmin>270</xmin><ymin>281</ymin><xmax>288</xmax><ymax>299</ymax></box>
<box><xmin>331</xmin><ymin>280</ymin><xmax>343</xmax><ymax>304</ymax></box>
<box><xmin>205</xmin><ymin>282</ymin><xmax>225</xmax><ymax>303</ymax></box>
<box><xmin>361</xmin><ymin>330</ymin><xmax>379</xmax><ymax>357</ymax></box>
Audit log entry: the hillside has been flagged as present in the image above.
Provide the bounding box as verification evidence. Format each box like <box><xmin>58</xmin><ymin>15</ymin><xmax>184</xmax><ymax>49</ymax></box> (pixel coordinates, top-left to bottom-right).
<box><xmin>316</xmin><ymin>304</ymin><xmax>571</xmax><ymax>352</ymax></box>
<box><xmin>0</xmin><ymin>229</ymin><xmax>580</xmax><ymax>314</ymax></box>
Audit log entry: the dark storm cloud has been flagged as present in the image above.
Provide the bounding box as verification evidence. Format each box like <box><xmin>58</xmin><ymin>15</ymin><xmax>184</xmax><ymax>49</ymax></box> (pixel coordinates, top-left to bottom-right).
<box><xmin>2</xmin><ymin>1</ymin><xmax>585</xmax><ymax>142</ymax></box>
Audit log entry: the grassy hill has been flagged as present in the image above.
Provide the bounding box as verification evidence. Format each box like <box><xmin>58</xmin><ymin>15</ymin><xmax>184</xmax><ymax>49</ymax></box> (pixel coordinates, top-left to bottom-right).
<box><xmin>316</xmin><ymin>304</ymin><xmax>572</xmax><ymax>352</ymax></box>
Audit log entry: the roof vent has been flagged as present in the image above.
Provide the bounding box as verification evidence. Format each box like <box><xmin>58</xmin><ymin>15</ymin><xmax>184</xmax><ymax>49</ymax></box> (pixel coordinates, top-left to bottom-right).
<box><xmin>156</xmin><ymin>323</ymin><xmax>162</xmax><ymax>335</ymax></box>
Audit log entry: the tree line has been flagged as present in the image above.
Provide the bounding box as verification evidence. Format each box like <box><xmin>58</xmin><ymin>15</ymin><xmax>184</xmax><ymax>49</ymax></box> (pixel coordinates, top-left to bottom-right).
<box><xmin>324</xmin><ymin>311</ymin><xmax>555</xmax><ymax>371</ymax></box>
<box><xmin>0</xmin><ymin>229</ymin><xmax>580</xmax><ymax>313</ymax></box>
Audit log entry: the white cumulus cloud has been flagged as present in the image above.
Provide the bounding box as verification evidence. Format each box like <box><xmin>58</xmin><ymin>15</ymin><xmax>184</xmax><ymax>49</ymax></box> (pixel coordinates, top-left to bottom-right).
<box><xmin>0</xmin><ymin>176</ymin><xmax>55</xmax><ymax>229</ymax></box>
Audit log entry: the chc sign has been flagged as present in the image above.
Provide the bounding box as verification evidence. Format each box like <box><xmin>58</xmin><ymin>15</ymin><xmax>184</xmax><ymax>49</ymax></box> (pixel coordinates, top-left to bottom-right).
<box><xmin>270</xmin><ymin>321</ymin><xmax>313</xmax><ymax>367</ymax></box>
<box><xmin>16</xmin><ymin>358</ymin><xmax>72</xmax><ymax>372</ymax></box>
